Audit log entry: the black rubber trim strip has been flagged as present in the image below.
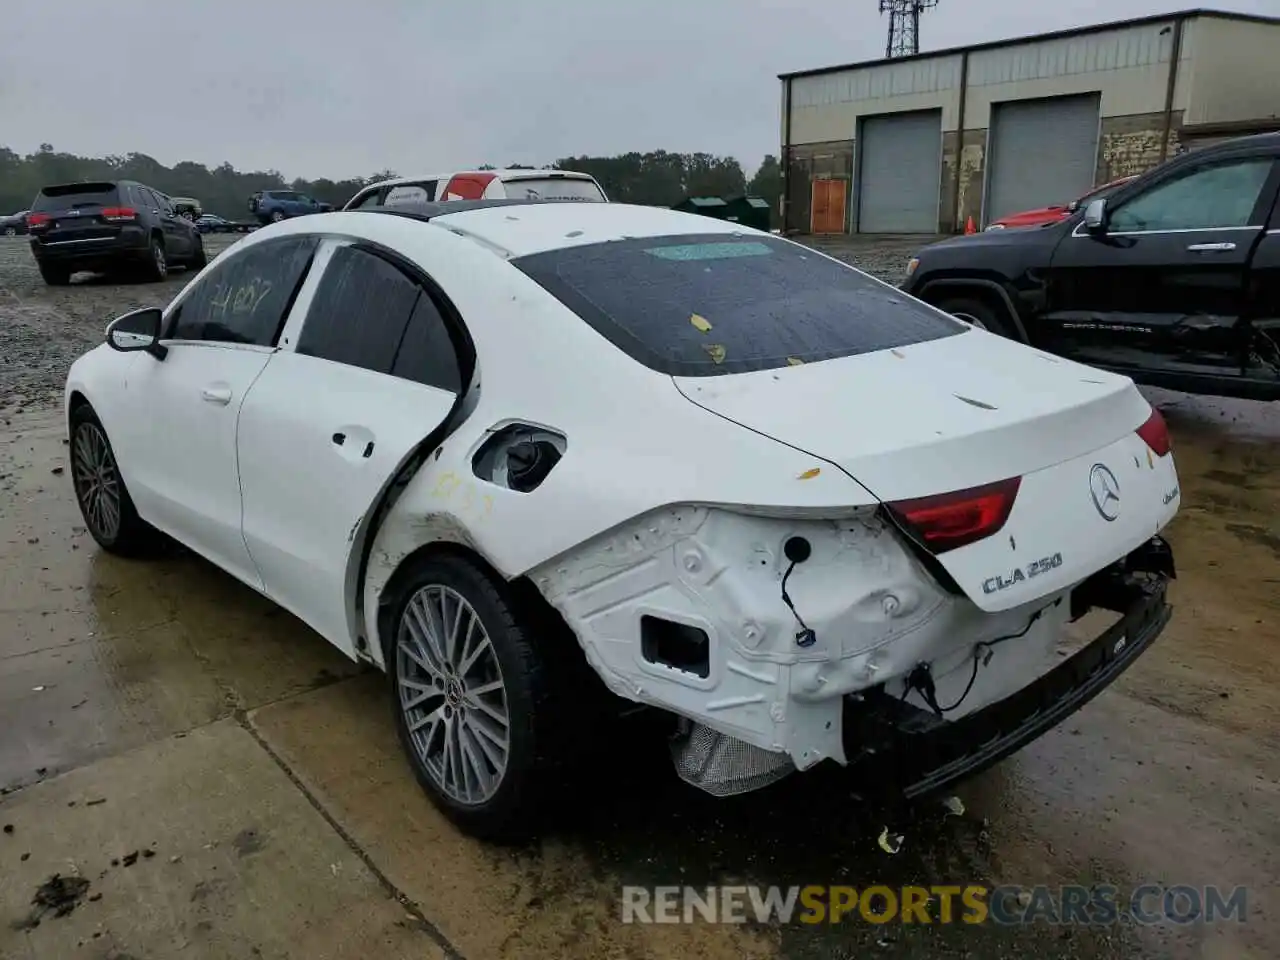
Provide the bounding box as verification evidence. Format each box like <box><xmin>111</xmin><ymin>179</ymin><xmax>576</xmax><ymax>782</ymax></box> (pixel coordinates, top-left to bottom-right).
<box><xmin>851</xmin><ymin>577</ymin><xmax>1171</xmax><ymax>802</ymax></box>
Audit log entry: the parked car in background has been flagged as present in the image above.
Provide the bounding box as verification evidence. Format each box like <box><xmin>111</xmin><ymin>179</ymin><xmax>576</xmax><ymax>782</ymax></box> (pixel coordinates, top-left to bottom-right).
<box><xmin>197</xmin><ymin>214</ymin><xmax>233</xmax><ymax>233</ymax></box>
<box><xmin>1</xmin><ymin>211</ymin><xmax>30</xmax><ymax>236</ymax></box>
<box><xmin>902</xmin><ymin>133</ymin><xmax>1280</xmax><ymax>401</ymax></box>
<box><xmin>65</xmin><ymin>197</ymin><xmax>1177</xmax><ymax>841</ymax></box>
<box><xmin>343</xmin><ymin>169</ymin><xmax>607</xmax><ymax>210</ymax></box>
<box><xmin>249</xmin><ymin>190</ymin><xmax>332</xmax><ymax>224</ymax></box>
<box><xmin>27</xmin><ymin>180</ymin><xmax>205</xmax><ymax>285</ymax></box>
<box><xmin>985</xmin><ymin>176</ymin><xmax>1137</xmax><ymax>231</ymax></box>
<box><xmin>169</xmin><ymin>196</ymin><xmax>203</xmax><ymax>220</ymax></box>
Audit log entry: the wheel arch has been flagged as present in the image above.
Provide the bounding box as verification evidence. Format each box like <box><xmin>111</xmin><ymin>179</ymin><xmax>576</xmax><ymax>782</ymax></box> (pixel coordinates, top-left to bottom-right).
<box><xmin>370</xmin><ymin>538</ymin><xmax>573</xmax><ymax>676</ymax></box>
<box><xmin>917</xmin><ymin>276</ymin><xmax>1028</xmax><ymax>342</ymax></box>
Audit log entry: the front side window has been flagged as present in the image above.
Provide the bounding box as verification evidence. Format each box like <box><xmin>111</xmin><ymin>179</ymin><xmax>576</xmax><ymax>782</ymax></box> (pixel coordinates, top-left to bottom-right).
<box><xmin>167</xmin><ymin>236</ymin><xmax>319</xmax><ymax>346</ymax></box>
<box><xmin>512</xmin><ymin>233</ymin><xmax>964</xmax><ymax>376</ymax></box>
<box><xmin>1107</xmin><ymin>158</ymin><xmax>1276</xmax><ymax>233</ymax></box>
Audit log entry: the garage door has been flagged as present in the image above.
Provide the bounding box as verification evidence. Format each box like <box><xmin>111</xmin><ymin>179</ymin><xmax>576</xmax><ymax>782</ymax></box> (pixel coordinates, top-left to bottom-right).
<box><xmin>857</xmin><ymin>110</ymin><xmax>942</xmax><ymax>233</ymax></box>
<box><xmin>986</xmin><ymin>94</ymin><xmax>1101</xmax><ymax>224</ymax></box>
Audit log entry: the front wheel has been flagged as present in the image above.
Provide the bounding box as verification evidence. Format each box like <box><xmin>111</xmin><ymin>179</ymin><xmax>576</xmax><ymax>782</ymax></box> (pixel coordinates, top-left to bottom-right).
<box><xmin>69</xmin><ymin>404</ymin><xmax>162</xmax><ymax>556</ymax></box>
<box><xmin>270</xmin><ymin>209</ymin><xmax>286</xmax><ymax>223</ymax></box>
<box><xmin>934</xmin><ymin>296</ymin><xmax>1014</xmax><ymax>339</ymax></box>
<box><xmin>189</xmin><ymin>235</ymin><xmax>207</xmax><ymax>270</ymax></box>
<box><xmin>39</xmin><ymin>262</ymin><xmax>71</xmax><ymax>286</ymax></box>
<box><xmin>387</xmin><ymin>555</ymin><xmax>564</xmax><ymax>842</ymax></box>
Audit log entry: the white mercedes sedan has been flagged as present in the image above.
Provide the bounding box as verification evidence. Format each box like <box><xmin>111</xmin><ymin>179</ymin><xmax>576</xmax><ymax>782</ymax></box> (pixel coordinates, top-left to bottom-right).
<box><xmin>65</xmin><ymin>199</ymin><xmax>1180</xmax><ymax>840</ymax></box>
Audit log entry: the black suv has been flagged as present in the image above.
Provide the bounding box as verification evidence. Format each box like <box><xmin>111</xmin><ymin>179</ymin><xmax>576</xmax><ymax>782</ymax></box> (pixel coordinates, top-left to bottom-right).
<box><xmin>901</xmin><ymin>133</ymin><xmax>1280</xmax><ymax>402</ymax></box>
<box><xmin>27</xmin><ymin>180</ymin><xmax>205</xmax><ymax>286</ymax></box>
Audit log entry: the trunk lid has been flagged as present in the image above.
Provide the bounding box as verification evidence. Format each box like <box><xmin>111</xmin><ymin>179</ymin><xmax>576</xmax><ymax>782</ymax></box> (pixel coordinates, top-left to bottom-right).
<box><xmin>674</xmin><ymin>329</ymin><xmax>1178</xmax><ymax>612</ymax></box>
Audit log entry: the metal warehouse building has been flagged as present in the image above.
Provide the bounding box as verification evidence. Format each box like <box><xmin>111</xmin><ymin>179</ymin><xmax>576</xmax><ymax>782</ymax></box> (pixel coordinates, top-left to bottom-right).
<box><xmin>779</xmin><ymin>8</ymin><xmax>1280</xmax><ymax>235</ymax></box>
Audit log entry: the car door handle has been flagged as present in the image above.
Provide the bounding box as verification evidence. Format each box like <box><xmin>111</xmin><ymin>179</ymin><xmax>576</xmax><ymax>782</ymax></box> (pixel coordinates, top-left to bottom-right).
<box><xmin>1186</xmin><ymin>242</ymin><xmax>1236</xmax><ymax>252</ymax></box>
<box><xmin>200</xmin><ymin>386</ymin><xmax>232</xmax><ymax>405</ymax></box>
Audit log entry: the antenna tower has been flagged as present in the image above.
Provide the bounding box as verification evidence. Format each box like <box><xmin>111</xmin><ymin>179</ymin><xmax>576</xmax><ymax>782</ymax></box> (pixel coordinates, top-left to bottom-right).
<box><xmin>879</xmin><ymin>0</ymin><xmax>939</xmax><ymax>58</ymax></box>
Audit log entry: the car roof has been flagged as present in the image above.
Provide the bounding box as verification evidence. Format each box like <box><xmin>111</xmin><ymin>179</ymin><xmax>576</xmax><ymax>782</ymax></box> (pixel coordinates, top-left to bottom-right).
<box><xmin>422</xmin><ymin>199</ymin><xmax>764</xmax><ymax>258</ymax></box>
<box><xmin>362</xmin><ymin>169</ymin><xmax>596</xmax><ymax>192</ymax></box>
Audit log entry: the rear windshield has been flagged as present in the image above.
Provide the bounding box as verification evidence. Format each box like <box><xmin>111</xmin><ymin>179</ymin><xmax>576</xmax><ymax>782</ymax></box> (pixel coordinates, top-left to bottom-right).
<box><xmin>502</xmin><ymin>177</ymin><xmax>605</xmax><ymax>202</ymax></box>
<box><xmin>512</xmin><ymin>234</ymin><xmax>963</xmax><ymax>376</ymax></box>
<box><xmin>33</xmin><ymin>182</ymin><xmax>119</xmax><ymax>211</ymax></box>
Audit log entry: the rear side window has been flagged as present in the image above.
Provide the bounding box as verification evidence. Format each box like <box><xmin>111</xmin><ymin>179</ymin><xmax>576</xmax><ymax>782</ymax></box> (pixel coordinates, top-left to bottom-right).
<box><xmin>512</xmin><ymin>234</ymin><xmax>963</xmax><ymax>376</ymax></box>
<box><xmin>296</xmin><ymin>246</ymin><xmax>421</xmax><ymax>373</ymax></box>
<box><xmin>168</xmin><ymin>236</ymin><xmax>319</xmax><ymax>346</ymax></box>
<box><xmin>502</xmin><ymin>177</ymin><xmax>604</xmax><ymax>201</ymax></box>
<box><xmin>391</xmin><ymin>295</ymin><xmax>462</xmax><ymax>392</ymax></box>
<box><xmin>351</xmin><ymin>189</ymin><xmax>385</xmax><ymax>209</ymax></box>
<box><xmin>385</xmin><ymin>182</ymin><xmax>435</xmax><ymax>205</ymax></box>
<box><xmin>32</xmin><ymin>182</ymin><xmax>119</xmax><ymax>212</ymax></box>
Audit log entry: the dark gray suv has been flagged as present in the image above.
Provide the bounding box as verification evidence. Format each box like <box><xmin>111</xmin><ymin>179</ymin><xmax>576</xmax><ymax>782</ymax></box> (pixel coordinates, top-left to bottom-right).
<box><xmin>27</xmin><ymin>180</ymin><xmax>205</xmax><ymax>285</ymax></box>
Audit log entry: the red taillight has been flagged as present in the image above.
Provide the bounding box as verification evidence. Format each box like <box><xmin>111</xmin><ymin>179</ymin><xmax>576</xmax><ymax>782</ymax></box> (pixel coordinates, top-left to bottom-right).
<box><xmin>101</xmin><ymin>206</ymin><xmax>138</xmax><ymax>221</ymax></box>
<box><xmin>1136</xmin><ymin>407</ymin><xmax>1171</xmax><ymax>457</ymax></box>
<box><xmin>27</xmin><ymin>213</ymin><xmax>50</xmax><ymax>228</ymax></box>
<box><xmin>887</xmin><ymin>477</ymin><xmax>1022</xmax><ymax>554</ymax></box>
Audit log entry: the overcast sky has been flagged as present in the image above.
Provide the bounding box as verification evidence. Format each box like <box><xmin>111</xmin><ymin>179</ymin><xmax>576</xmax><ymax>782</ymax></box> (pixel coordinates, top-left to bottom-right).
<box><xmin>2</xmin><ymin>0</ymin><xmax>1272</xmax><ymax>180</ymax></box>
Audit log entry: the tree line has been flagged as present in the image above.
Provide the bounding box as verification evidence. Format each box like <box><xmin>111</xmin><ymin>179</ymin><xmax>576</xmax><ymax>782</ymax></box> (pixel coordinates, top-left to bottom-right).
<box><xmin>0</xmin><ymin>144</ymin><xmax>781</xmax><ymax>225</ymax></box>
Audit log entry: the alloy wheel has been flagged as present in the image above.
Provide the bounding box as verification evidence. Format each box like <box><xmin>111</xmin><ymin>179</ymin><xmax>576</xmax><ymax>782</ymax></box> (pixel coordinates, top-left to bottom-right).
<box><xmin>153</xmin><ymin>242</ymin><xmax>166</xmax><ymax>276</ymax></box>
<box><xmin>396</xmin><ymin>584</ymin><xmax>510</xmax><ymax>806</ymax></box>
<box><xmin>72</xmin><ymin>422</ymin><xmax>122</xmax><ymax>541</ymax></box>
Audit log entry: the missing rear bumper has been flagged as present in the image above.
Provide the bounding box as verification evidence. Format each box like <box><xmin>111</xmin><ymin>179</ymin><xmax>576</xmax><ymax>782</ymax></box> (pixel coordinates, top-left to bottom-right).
<box><xmin>843</xmin><ymin>559</ymin><xmax>1172</xmax><ymax>803</ymax></box>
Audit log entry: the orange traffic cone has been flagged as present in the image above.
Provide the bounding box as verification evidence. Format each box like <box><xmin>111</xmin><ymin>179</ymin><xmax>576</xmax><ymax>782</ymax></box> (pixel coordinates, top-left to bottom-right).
<box><xmin>964</xmin><ymin>216</ymin><xmax>976</xmax><ymax>235</ymax></box>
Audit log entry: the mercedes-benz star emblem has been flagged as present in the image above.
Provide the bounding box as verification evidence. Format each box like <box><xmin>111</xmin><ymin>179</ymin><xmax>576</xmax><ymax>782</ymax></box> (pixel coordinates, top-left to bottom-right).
<box><xmin>1089</xmin><ymin>463</ymin><xmax>1121</xmax><ymax>521</ymax></box>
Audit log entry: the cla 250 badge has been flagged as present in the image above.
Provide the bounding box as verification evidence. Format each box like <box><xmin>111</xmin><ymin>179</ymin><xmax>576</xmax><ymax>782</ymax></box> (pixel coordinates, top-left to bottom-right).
<box><xmin>982</xmin><ymin>553</ymin><xmax>1064</xmax><ymax>594</ymax></box>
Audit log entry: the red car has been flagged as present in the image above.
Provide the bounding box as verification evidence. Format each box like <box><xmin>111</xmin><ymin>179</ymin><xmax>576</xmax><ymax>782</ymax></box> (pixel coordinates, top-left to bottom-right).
<box><xmin>985</xmin><ymin>176</ymin><xmax>1137</xmax><ymax>230</ymax></box>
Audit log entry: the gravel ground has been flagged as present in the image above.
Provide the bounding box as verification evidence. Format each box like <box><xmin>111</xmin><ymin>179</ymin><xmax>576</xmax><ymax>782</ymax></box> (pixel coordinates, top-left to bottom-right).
<box><xmin>0</xmin><ymin>232</ymin><xmax>931</xmax><ymax>412</ymax></box>
<box><xmin>0</xmin><ymin>234</ymin><xmax>243</xmax><ymax>411</ymax></box>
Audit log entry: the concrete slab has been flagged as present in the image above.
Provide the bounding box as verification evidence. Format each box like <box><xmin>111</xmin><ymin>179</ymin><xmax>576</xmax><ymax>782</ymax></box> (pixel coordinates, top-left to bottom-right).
<box><xmin>0</xmin><ymin>719</ymin><xmax>446</xmax><ymax>960</ymax></box>
<box><xmin>250</xmin><ymin>677</ymin><xmax>777</xmax><ymax>960</ymax></box>
<box><xmin>0</xmin><ymin>410</ymin><xmax>361</xmax><ymax>790</ymax></box>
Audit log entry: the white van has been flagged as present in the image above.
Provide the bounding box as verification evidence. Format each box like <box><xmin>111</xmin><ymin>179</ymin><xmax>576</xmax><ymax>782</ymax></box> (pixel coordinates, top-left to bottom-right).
<box><xmin>343</xmin><ymin>169</ymin><xmax>607</xmax><ymax>210</ymax></box>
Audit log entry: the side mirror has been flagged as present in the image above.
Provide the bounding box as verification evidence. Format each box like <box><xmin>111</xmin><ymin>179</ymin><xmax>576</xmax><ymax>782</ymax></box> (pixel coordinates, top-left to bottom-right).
<box><xmin>1083</xmin><ymin>198</ymin><xmax>1108</xmax><ymax>233</ymax></box>
<box><xmin>106</xmin><ymin>308</ymin><xmax>167</xmax><ymax>360</ymax></box>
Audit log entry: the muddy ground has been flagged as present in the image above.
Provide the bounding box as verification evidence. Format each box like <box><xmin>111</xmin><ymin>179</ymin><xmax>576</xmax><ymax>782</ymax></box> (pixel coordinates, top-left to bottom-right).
<box><xmin>0</xmin><ymin>232</ymin><xmax>1277</xmax><ymax>960</ymax></box>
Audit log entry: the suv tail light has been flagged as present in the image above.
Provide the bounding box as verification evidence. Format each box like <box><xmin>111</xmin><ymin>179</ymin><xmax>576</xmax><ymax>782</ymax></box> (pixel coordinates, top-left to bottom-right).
<box><xmin>887</xmin><ymin>477</ymin><xmax>1021</xmax><ymax>554</ymax></box>
<box><xmin>27</xmin><ymin>213</ymin><xmax>50</xmax><ymax>229</ymax></box>
<box><xmin>1136</xmin><ymin>408</ymin><xmax>1171</xmax><ymax>457</ymax></box>
<box><xmin>101</xmin><ymin>207</ymin><xmax>138</xmax><ymax>222</ymax></box>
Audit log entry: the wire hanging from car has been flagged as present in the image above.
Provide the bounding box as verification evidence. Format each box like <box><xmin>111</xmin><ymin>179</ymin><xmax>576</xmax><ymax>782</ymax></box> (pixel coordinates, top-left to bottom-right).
<box><xmin>904</xmin><ymin>604</ymin><xmax>1051</xmax><ymax>716</ymax></box>
<box><xmin>780</xmin><ymin>536</ymin><xmax>817</xmax><ymax>648</ymax></box>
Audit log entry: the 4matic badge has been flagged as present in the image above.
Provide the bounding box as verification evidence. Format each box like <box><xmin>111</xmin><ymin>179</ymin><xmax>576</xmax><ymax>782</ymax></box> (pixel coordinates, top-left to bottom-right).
<box><xmin>982</xmin><ymin>553</ymin><xmax>1064</xmax><ymax>595</ymax></box>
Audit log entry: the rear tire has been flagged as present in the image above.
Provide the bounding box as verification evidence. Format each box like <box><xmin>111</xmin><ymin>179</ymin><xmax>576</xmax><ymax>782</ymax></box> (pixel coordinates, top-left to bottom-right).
<box><xmin>3</xmin><ymin>226</ymin><xmax>15</xmax><ymax>237</ymax></box>
<box><xmin>270</xmin><ymin>210</ymin><xmax>286</xmax><ymax>223</ymax></box>
<box><xmin>386</xmin><ymin>554</ymin><xmax>568</xmax><ymax>842</ymax></box>
<box><xmin>144</xmin><ymin>236</ymin><xmax>168</xmax><ymax>282</ymax></box>
<box><xmin>189</xmin><ymin>235</ymin><xmax>207</xmax><ymax>270</ymax></box>
<box><xmin>69</xmin><ymin>403</ymin><xmax>163</xmax><ymax>557</ymax></box>
<box><xmin>39</xmin><ymin>262</ymin><xmax>71</xmax><ymax>286</ymax></box>
<box><xmin>933</xmin><ymin>296</ymin><xmax>1015</xmax><ymax>339</ymax></box>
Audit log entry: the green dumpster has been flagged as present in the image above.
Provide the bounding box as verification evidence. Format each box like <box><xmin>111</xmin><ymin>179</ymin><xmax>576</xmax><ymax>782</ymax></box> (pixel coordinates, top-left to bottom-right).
<box><xmin>721</xmin><ymin>195</ymin><xmax>772</xmax><ymax>232</ymax></box>
<box><xmin>671</xmin><ymin>196</ymin><xmax>731</xmax><ymax>221</ymax></box>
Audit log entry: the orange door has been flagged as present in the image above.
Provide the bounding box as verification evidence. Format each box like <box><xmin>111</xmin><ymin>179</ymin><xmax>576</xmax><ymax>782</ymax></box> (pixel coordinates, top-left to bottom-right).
<box><xmin>810</xmin><ymin>180</ymin><xmax>847</xmax><ymax>234</ymax></box>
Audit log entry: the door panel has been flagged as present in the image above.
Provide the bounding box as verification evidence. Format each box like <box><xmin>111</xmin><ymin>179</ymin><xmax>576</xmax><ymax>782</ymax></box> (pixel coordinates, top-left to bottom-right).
<box><xmin>118</xmin><ymin>344</ymin><xmax>273</xmax><ymax>587</ymax></box>
<box><xmin>1044</xmin><ymin>156</ymin><xmax>1280</xmax><ymax>374</ymax></box>
<box><xmin>810</xmin><ymin>180</ymin><xmax>847</xmax><ymax>234</ymax></box>
<box><xmin>236</xmin><ymin>352</ymin><xmax>456</xmax><ymax>653</ymax></box>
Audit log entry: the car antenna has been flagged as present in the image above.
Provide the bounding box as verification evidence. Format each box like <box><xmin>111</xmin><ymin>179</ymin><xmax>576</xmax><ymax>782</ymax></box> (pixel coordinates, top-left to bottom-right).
<box><xmin>779</xmin><ymin>536</ymin><xmax>817</xmax><ymax>647</ymax></box>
